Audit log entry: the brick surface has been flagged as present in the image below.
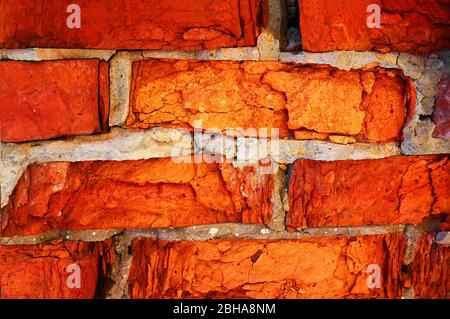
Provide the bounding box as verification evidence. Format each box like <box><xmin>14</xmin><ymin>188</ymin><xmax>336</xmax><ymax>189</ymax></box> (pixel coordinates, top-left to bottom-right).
<box><xmin>0</xmin><ymin>156</ymin><xmax>273</xmax><ymax>236</ymax></box>
<box><xmin>128</xmin><ymin>234</ymin><xmax>406</xmax><ymax>298</ymax></box>
<box><xmin>432</xmin><ymin>75</ymin><xmax>450</xmax><ymax>138</ymax></box>
<box><xmin>0</xmin><ymin>0</ymin><xmax>264</xmax><ymax>50</ymax></box>
<box><xmin>128</xmin><ymin>59</ymin><xmax>410</xmax><ymax>143</ymax></box>
<box><xmin>411</xmin><ymin>233</ymin><xmax>449</xmax><ymax>298</ymax></box>
<box><xmin>0</xmin><ymin>241</ymin><xmax>113</xmax><ymax>299</ymax></box>
<box><xmin>287</xmin><ymin>155</ymin><xmax>450</xmax><ymax>229</ymax></box>
<box><xmin>299</xmin><ymin>0</ymin><xmax>450</xmax><ymax>53</ymax></box>
<box><xmin>0</xmin><ymin>60</ymin><xmax>109</xmax><ymax>142</ymax></box>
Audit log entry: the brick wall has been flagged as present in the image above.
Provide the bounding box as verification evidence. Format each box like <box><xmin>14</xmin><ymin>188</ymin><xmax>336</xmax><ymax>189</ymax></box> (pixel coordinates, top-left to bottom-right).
<box><xmin>0</xmin><ymin>0</ymin><xmax>449</xmax><ymax>299</ymax></box>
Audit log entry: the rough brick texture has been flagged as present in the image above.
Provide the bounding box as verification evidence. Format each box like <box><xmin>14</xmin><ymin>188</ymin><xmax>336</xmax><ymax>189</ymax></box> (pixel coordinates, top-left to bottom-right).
<box><xmin>0</xmin><ymin>0</ymin><xmax>264</xmax><ymax>50</ymax></box>
<box><xmin>0</xmin><ymin>60</ymin><xmax>109</xmax><ymax>142</ymax></box>
<box><xmin>299</xmin><ymin>0</ymin><xmax>450</xmax><ymax>53</ymax></box>
<box><xmin>433</xmin><ymin>75</ymin><xmax>450</xmax><ymax>138</ymax></box>
<box><xmin>0</xmin><ymin>241</ymin><xmax>113</xmax><ymax>298</ymax></box>
<box><xmin>127</xmin><ymin>59</ymin><xmax>411</xmax><ymax>143</ymax></box>
<box><xmin>0</xmin><ymin>157</ymin><xmax>273</xmax><ymax>236</ymax></box>
<box><xmin>288</xmin><ymin>155</ymin><xmax>450</xmax><ymax>229</ymax></box>
<box><xmin>411</xmin><ymin>233</ymin><xmax>449</xmax><ymax>298</ymax></box>
<box><xmin>128</xmin><ymin>234</ymin><xmax>406</xmax><ymax>298</ymax></box>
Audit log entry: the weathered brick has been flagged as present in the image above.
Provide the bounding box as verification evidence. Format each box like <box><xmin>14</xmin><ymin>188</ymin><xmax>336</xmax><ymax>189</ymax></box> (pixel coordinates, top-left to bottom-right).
<box><xmin>0</xmin><ymin>241</ymin><xmax>113</xmax><ymax>299</ymax></box>
<box><xmin>128</xmin><ymin>59</ymin><xmax>410</xmax><ymax>143</ymax></box>
<box><xmin>288</xmin><ymin>155</ymin><xmax>449</xmax><ymax>229</ymax></box>
<box><xmin>432</xmin><ymin>75</ymin><xmax>450</xmax><ymax>138</ymax></box>
<box><xmin>442</xmin><ymin>216</ymin><xmax>450</xmax><ymax>231</ymax></box>
<box><xmin>0</xmin><ymin>60</ymin><xmax>109</xmax><ymax>142</ymax></box>
<box><xmin>0</xmin><ymin>0</ymin><xmax>264</xmax><ymax>50</ymax></box>
<box><xmin>128</xmin><ymin>234</ymin><xmax>406</xmax><ymax>298</ymax></box>
<box><xmin>299</xmin><ymin>0</ymin><xmax>450</xmax><ymax>53</ymax></box>
<box><xmin>0</xmin><ymin>156</ymin><xmax>273</xmax><ymax>236</ymax></box>
<box><xmin>411</xmin><ymin>233</ymin><xmax>449</xmax><ymax>298</ymax></box>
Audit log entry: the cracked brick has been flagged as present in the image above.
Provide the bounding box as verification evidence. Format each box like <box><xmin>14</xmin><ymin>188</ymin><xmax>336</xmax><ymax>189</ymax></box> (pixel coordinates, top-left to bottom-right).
<box><xmin>0</xmin><ymin>156</ymin><xmax>274</xmax><ymax>237</ymax></box>
<box><xmin>410</xmin><ymin>233</ymin><xmax>449</xmax><ymax>298</ymax></box>
<box><xmin>128</xmin><ymin>59</ymin><xmax>410</xmax><ymax>143</ymax></box>
<box><xmin>288</xmin><ymin>155</ymin><xmax>450</xmax><ymax>229</ymax></box>
<box><xmin>0</xmin><ymin>240</ymin><xmax>113</xmax><ymax>298</ymax></box>
<box><xmin>0</xmin><ymin>60</ymin><xmax>109</xmax><ymax>142</ymax></box>
<box><xmin>299</xmin><ymin>0</ymin><xmax>450</xmax><ymax>53</ymax></box>
<box><xmin>128</xmin><ymin>234</ymin><xmax>406</xmax><ymax>298</ymax></box>
<box><xmin>0</xmin><ymin>0</ymin><xmax>264</xmax><ymax>50</ymax></box>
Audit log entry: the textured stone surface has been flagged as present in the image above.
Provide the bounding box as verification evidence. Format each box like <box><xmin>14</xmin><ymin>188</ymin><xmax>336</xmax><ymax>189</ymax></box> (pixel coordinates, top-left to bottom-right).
<box><xmin>0</xmin><ymin>60</ymin><xmax>108</xmax><ymax>142</ymax></box>
<box><xmin>0</xmin><ymin>0</ymin><xmax>264</xmax><ymax>50</ymax></box>
<box><xmin>128</xmin><ymin>234</ymin><xmax>406</xmax><ymax>298</ymax></box>
<box><xmin>433</xmin><ymin>75</ymin><xmax>450</xmax><ymax>138</ymax></box>
<box><xmin>128</xmin><ymin>59</ymin><xmax>409</xmax><ymax>143</ymax></box>
<box><xmin>0</xmin><ymin>156</ymin><xmax>273</xmax><ymax>236</ymax></box>
<box><xmin>442</xmin><ymin>217</ymin><xmax>450</xmax><ymax>232</ymax></box>
<box><xmin>0</xmin><ymin>241</ymin><xmax>113</xmax><ymax>298</ymax></box>
<box><xmin>299</xmin><ymin>0</ymin><xmax>450</xmax><ymax>53</ymax></box>
<box><xmin>411</xmin><ymin>233</ymin><xmax>449</xmax><ymax>298</ymax></box>
<box><xmin>288</xmin><ymin>155</ymin><xmax>450</xmax><ymax>228</ymax></box>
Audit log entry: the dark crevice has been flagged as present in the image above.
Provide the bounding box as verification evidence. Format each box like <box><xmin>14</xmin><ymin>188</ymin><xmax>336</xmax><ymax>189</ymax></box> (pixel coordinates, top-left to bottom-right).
<box><xmin>284</xmin><ymin>0</ymin><xmax>301</xmax><ymax>51</ymax></box>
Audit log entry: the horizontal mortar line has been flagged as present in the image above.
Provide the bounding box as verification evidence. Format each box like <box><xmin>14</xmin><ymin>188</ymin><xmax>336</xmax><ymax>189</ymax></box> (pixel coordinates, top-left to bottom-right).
<box><xmin>1</xmin><ymin>127</ymin><xmax>403</xmax><ymax>165</ymax></box>
<box><xmin>0</xmin><ymin>223</ymin><xmax>416</xmax><ymax>245</ymax></box>
<box><xmin>1</xmin><ymin>48</ymin><xmax>416</xmax><ymax>71</ymax></box>
<box><xmin>1</xmin><ymin>48</ymin><xmax>116</xmax><ymax>61</ymax></box>
<box><xmin>122</xmin><ymin>223</ymin><xmax>408</xmax><ymax>243</ymax></box>
<box><xmin>0</xmin><ymin>229</ymin><xmax>123</xmax><ymax>245</ymax></box>
<box><xmin>2</xmin><ymin>225</ymin><xmax>447</xmax><ymax>246</ymax></box>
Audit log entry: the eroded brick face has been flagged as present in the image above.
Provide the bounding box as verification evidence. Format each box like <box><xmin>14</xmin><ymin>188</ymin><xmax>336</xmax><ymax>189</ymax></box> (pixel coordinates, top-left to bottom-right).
<box><xmin>288</xmin><ymin>155</ymin><xmax>450</xmax><ymax>229</ymax></box>
<box><xmin>127</xmin><ymin>59</ymin><xmax>410</xmax><ymax>143</ymax></box>
<box><xmin>299</xmin><ymin>0</ymin><xmax>450</xmax><ymax>53</ymax></box>
<box><xmin>411</xmin><ymin>233</ymin><xmax>449</xmax><ymax>299</ymax></box>
<box><xmin>0</xmin><ymin>0</ymin><xmax>264</xmax><ymax>50</ymax></box>
<box><xmin>0</xmin><ymin>60</ymin><xmax>109</xmax><ymax>142</ymax></box>
<box><xmin>433</xmin><ymin>75</ymin><xmax>450</xmax><ymax>138</ymax></box>
<box><xmin>0</xmin><ymin>241</ymin><xmax>113</xmax><ymax>299</ymax></box>
<box><xmin>128</xmin><ymin>234</ymin><xmax>406</xmax><ymax>299</ymax></box>
<box><xmin>0</xmin><ymin>157</ymin><xmax>273</xmax><ymax>236</ymax></box>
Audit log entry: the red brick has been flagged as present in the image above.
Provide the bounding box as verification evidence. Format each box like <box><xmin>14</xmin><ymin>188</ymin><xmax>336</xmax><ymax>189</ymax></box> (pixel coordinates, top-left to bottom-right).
<box><xmin>433</xmin><ymin>75</ymin><xmax>450</xmax><ymax>138</ymax></box>
<box><xmin>299</xmin><ymin>0</ymin><xmax>450</xmax><ymax>53</ymax></box>
<box><xmin>411</xmin><ymin>233</ymin><xmax>449</xmax><ymax>298</ymax></box>
<box><xmin>128</xmin><ymin>234</ymin><xmax>406</xmax><ymax>298</ymax></box>
<box><xmin>0</xmin><ymin>0</ymin><xmax>264</xmax><ymax>50</ymax></box>
<box><xmin>442</xmin><ymin>216</ymin><xmax>450</xmax><ymax>231</ymax></box>
<box><xmin>0</xmin><ymin>60</ymin><xmax>109</xmax><ymax>142</ymax></box>
<box><xmin>287</xmin><ymin>155</ymin><xmax>449</xmax><ymax>229</ymax></box>
<box><xmin>128</xmin><ymin>59</ymin><xmax>410</xmax><ymax>143</ymax></box>
<box><xmin>0</xmin><ymin>156</ymin><xmax>273</xmax><ymax>237</ymax></box>
<box><xmin>0</xmin><ymin>241</ymin><xmax>113</xmax><ymax>299</ymax></box>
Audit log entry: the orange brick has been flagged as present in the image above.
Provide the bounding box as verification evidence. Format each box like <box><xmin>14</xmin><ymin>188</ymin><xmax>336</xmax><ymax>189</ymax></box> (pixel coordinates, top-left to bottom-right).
<box><xmin>128</xmin><ymin>59</ymin><xmax>410</xmax><ymax>143</ymax></box>
<box><xmin>288</xmin><ymin>155</ymin><xmax>450</xmax><ymax>228</ymax></box>
<box><xmin>0</xmin><ymin>241</ymin><xmax>113</xmax><ymax>299</ymax></box>
<box><xmin>1</xmin><ymin>157</ymin><xmax>273</xmax><ymax>236</ymax></box>
<box><xmin>128</xmin><ymin>234</ymin><xmax>406</xmax><ymax>298</ymax></box>
<box><xmin>0</xmin><ymin>0</ymin><xmax>264</xmax><ymax>50</ymax></box>
<box><xmin>0</xmin><ymin>60</ymin><xmax>109</xmax><ymax>142</ymax></box>
<box><xmin>299</xmin><ymin>0</ymin><xmax>450</xmax><ymax>53</ymax></box>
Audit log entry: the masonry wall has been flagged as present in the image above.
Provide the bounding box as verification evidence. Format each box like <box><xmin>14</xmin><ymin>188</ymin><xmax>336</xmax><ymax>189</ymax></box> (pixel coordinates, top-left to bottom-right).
<box><xmin>0</xmin><ymin>0</ymin><xmax>449</xmax><ymax>299</ymax></box>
